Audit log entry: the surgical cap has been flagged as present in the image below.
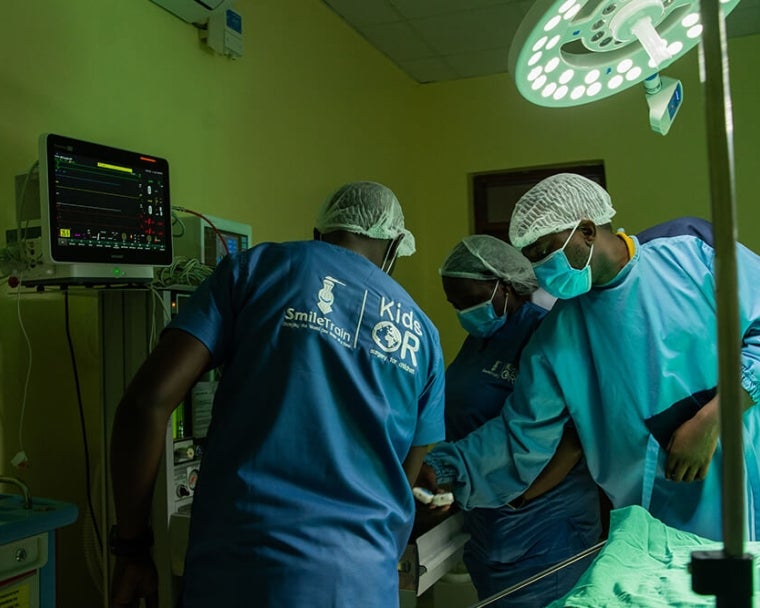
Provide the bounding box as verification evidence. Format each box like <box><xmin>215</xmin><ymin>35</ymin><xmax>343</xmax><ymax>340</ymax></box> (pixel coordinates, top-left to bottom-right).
<box><xmin>314</xmin><ymin>181</ymin><xmax>416</xmax><ymax>256</ymax></box>
<box><xmin>439</xmin><ymin>235</ymin><xmax>538</xmax><ymax>296</ymax></box>
<box><xmin>509</xmin><ymin>173</ymin><xmax>616</xmax><ymax>249</ymax></box>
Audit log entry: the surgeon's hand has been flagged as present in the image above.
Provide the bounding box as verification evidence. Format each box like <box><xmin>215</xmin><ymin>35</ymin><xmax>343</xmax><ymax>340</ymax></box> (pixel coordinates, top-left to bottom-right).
<box><xmin>110</xmin><ymin>554</ymin><xmax>159</xmax><ymax>608</ymax></box>
<box><xmin>666</xmin><ymin>397</ymin><xmax>720</xmax><ymax>483</ymax></box>
<box><xmin>414</xmin><ymin>463</ymin><xmax>452</xmax><ymax>512</ymax></box>
<box><xmin>415</xmin><ymin>462</ymin><xmax>438</xmax><ymax>492</ymax></box>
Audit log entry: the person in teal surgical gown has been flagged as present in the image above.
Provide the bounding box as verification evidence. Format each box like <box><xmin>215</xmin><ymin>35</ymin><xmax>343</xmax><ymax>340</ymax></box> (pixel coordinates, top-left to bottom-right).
<box><xmin>436</xmin><ymin>235</ymin><xmax>601</xmax><ymax>607</ymax></box>
<box><xmin>109</xmin><ymin>181</ymin><xmax>446</xmax><ymax>608</ymax></box>
<box><xmin>419</xmin><ymin>173</ymin><xmax>760</xmax><ymax>544</ymax></box>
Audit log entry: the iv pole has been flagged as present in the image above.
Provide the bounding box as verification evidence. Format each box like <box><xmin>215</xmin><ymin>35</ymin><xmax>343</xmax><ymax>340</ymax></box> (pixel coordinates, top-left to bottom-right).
<box><xmin>690</xmin><ymin>0</ymin><xmax>754</xmax><ymax>605</ymax></box>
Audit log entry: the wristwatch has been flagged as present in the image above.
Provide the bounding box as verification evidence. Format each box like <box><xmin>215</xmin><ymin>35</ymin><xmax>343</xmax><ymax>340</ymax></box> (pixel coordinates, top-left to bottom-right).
<box><xmin>109</xmin><ymin>525</ymin><xmax>154</xmax><ymax>557</ymax></box>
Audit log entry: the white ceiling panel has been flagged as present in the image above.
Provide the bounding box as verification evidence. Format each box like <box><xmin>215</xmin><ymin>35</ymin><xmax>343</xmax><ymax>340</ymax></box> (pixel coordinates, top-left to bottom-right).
<box><xmin>357</xmin><ymin>20</ymin><xmax>437</xmax><ymax>60</ymax></box>
<box><xmin>321</xmin><ymin>0</ymin><xmax>760</xmax><ymax>84</ymax></box>
<box><xmin>410</xmin><ymin>4</ymin><xmax>528</xmax><ymax>55</ymax></box>
<box><xmin>323</xmin><ymin>0</ymin><xmax>401</xmax><ymax>25</ymax></box>
<box><xmin>726</xmin><ymin>4</ymin><xmax>760</xmax><ymax>37</ymax></box>
<box><xmin>444</xmin><ymin>48</ymin><xmax>512</xmax><ymax>78</ymax></box>
<box><xmin>395</xmin><ymin>56</ymin><xmax>460</xmax><ymax>83</ymax></box>
<box><xmin>389</xmin><ymin>0</ymin><xmax>520</xmax><ymax>20</ymax></box>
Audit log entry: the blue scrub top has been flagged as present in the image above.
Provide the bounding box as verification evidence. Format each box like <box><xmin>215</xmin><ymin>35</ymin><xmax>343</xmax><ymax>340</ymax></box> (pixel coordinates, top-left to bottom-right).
<box><xmin>169</xmin><ymin>240</ymin><xmax>446</xmax><ymax>607</ymax></box>
<box><xmin>445</xmin><ymin>302</ymin><xmax>546</xmax><ymax>442</ymax></box>
<box><xmin>427</xmin><ymin>218</ymin><xmax>760</xmax><ymax>542</ymax></box>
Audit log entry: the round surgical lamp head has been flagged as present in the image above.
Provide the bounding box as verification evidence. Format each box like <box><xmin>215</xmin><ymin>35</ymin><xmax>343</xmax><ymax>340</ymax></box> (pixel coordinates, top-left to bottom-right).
<box><xmin>508</xmin><ymin>0</ymin><xmax>741</xmax><ymax>108</ymax></box>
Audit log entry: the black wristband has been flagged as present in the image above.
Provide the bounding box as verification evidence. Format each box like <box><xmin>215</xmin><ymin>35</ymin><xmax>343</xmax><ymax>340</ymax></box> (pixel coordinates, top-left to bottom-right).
<box><xmin>109</xmin><ymin>525</ymin><xmax>154</xmax><ymax>557</ymax></box>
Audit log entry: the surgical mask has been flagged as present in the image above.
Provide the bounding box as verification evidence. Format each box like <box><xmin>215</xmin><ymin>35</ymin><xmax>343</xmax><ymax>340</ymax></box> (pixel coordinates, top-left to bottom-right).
<box><xmin>532</xmin><ymin>222</ymin><xmax>593</xmax><ymax>300</ymax></box>
<box><xmin>456</xmin><ymin>282</ymin><xmax>507</xmax><ymax>338</ymax></box>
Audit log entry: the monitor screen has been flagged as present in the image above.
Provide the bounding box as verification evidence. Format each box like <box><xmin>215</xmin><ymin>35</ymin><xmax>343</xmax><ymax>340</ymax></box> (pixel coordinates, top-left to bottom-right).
<box><xmin>39</xmin><ymin>133</ymin><xmax>173</xmax><ymax>266</ymax></box>
<box><xmin>204</xmin><ymin>226</ymin><xmax>248</xmax><ymax>266</ymax></box>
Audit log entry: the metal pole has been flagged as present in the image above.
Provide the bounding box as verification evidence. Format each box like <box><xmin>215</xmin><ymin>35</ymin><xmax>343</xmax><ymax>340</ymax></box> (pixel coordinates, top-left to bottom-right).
<box><xmin>699</xmin><ymin>0</ymin><xmax>743</xmax><ymax>557</ymax></box>
<box><xmin>691</xmin><ymin>1</ymin><xmax>753</xmax><ymax>606</ymax></box>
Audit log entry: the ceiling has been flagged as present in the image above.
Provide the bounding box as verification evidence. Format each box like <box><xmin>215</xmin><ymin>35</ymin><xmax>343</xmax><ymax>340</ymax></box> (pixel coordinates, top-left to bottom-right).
<box><xmin>321</xmin><ymin>0</ymin><xmax>760</xmax><ymax>84</ymax></box>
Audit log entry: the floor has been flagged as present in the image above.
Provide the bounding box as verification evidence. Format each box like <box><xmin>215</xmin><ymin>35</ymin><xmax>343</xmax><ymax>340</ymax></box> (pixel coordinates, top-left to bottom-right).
<box><xmin>418</xmin><ymin>588</ymin><xmax>435</xmax><ymax>607</ymax></box>
<box><xmin>400</xmin><ymin>578</ymin><xmax>479</xmax><ymax>608</ymax></box>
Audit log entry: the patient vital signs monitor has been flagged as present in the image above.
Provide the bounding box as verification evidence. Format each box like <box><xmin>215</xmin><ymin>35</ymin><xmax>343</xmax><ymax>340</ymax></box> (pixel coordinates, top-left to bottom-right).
<box><xmin>25</xmin><ymin>133</ymin><xmax>173</xmax><ymax>286</ymax></box>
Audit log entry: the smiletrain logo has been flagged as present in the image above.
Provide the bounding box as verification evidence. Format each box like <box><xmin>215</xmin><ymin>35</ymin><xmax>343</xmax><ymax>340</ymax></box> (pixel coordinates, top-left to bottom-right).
<box><xmin>282</xmin><ymin>275</ymin><xmax>353</xmax><ymax>347</ymax></box>
<box><xmin>317</xmin><ymin>275</ymin><xmax>345</xmax><ymax>314</ymax></box>
<box><xmin>482</xmin><ymin>359</ymin><xmax>518</xmax><ymax>383</ymax></box>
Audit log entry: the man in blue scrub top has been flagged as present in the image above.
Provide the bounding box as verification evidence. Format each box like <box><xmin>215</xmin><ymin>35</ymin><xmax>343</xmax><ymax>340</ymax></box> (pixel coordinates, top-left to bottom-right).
<box><xmin>421</xmin><ymin>173</ymin><xmax>760</xmax><ymax>544</ymax></box>
<box><xmin>438</xmin><ymin>235</ymin><xmax>601</xmax><ymax>607</ymax></box>
<box><xmin>108</xmin><ymin>181</ymin><xmax>446</xmax><ymax>608</ymax></box>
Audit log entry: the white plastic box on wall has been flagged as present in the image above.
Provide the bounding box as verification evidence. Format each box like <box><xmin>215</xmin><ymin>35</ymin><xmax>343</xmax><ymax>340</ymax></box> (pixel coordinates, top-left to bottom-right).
<box><xmin>205</xmin><ymin>9</ymin><xmax>243</xmax><ymax>58</ymax></box>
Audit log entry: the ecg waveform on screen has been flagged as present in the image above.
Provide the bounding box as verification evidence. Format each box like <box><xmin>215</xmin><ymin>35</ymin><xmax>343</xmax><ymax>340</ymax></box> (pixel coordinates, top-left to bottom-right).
<box><xmin>53</xmin><ymin>154</ymin><xmax>167</xmax><ymax>252</ymax></box>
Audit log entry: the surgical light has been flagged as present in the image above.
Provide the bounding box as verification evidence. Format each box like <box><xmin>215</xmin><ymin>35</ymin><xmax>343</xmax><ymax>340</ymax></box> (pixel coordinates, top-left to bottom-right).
<box><xmin>507</xmin><ymin>0</ymin><xmax>741</xmax><ymax>134</ymax></box>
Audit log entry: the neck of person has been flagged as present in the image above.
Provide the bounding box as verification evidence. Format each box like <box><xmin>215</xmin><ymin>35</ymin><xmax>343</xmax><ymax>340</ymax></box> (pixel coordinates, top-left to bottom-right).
<box><xmin>594</xmin><ymin>233</ymin><xmax>631</xmax><ymax>285</ymax></box>
<box><xmin>508</xmin><ymin>294</ymin><xmax>529</xmax><ymax>315</ymax></box>
<box><xmin>318</xmin><ymin>230</ymin><xmax>390</xmax><ymax>269</ymax></box>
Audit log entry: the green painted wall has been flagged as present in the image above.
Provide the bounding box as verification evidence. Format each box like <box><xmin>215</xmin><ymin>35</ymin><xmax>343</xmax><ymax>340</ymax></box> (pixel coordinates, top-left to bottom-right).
<box><xmin>0</xmin><ymin>0</ymin><xmax>758</xmax><ymax>604</ymax></box>
<box><xmin>0</xmin><ymin>1</ymin><xmax>419</xmax><ymax>604</ymax></box>
<box><xmin>411</xmin><ymin>34</ymin><xmax>760</xmax><ymax>358</ymax></box>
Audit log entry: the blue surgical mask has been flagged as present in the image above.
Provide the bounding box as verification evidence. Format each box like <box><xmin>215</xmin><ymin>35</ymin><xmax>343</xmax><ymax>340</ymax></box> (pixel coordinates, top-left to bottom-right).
<box><xmin>532</xmin><ymin>222</ymin><xmax>593</xmax><ymax>300</ymax></box>
<box><xmin>456</xmin><ymin>282</ymin><xmax>507</xmax><ymax>338</ymax></box>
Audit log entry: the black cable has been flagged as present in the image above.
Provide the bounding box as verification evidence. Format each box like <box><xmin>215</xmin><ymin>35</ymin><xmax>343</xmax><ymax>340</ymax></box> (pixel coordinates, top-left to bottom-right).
<box><xmin>64</xmin><ymin>290</ymin><xmax>103</xmax><ymax>551</ymax></box>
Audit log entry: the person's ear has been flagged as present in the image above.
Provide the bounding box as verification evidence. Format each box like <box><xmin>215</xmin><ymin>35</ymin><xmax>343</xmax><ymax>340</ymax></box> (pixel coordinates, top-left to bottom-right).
<box><xmin>579</xmin><ymin>220</ymin><xmax>597</xmax><ymax>244</ymax></box>
<box><xmin>388</xmin><ymin>235</ymin><xmax>404</xmax><ymax>259</ymax></box>
<box><xmin>382</xmin><ymin>235</ymin><xmax>404</xmax><ymax>274</ymax></box>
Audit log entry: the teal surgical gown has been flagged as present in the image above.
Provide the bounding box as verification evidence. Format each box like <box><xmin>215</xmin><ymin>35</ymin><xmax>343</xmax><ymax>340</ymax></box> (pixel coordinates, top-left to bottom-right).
<box><xmin>169</xmin><ymin>240</ymin><xmax>446</xmax><ymax>607</ymax></box>
<box><xmin>445</xmin><ymin>302</ymin><xmax>601</xmax><ymax>607</ymax></box>
<box><xmin>427</xmin><ymin>218</ymin><xmax>760</xmax><ymax>542</ymax></box>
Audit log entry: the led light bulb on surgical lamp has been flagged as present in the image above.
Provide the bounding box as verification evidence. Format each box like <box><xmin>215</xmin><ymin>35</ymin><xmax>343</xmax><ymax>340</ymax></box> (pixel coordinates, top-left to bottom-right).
<box><xmin>507</xmin><ymin>0</ymin><xmax>741</xmax><ymax>133</ymax></box>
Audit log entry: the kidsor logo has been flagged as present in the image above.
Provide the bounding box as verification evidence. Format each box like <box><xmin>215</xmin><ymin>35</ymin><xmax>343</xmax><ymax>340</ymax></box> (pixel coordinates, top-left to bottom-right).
<box><xmin>371</xmin><ymin>322</ymin><xmax>403</xmax><ymax>352</ymax></box>
<box><xmin>317</xmin><ymin>275</ymin><xmax>344</xmax><ymax>314</ymax></box>
<box><xmin>369</xmin><ymin>297</ymin><xmax>423</xmax><ymax>374</ymax></box>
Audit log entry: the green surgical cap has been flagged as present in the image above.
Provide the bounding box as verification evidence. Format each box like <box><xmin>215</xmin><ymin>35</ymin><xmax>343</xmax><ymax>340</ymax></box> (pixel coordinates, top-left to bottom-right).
<box><xmin>439</xmin><ymin>235</ymin><xmax>538</xmax><ymax>296</ymax></box>
<box><xmin>509</xmin><ymin>173</ymin><xmax>616</xmax><ymax>249</ymax></box>
<box><xmin>314</xmin><ymin>181</ymin><xmax>415</xmax><ymax>257</ymax></box>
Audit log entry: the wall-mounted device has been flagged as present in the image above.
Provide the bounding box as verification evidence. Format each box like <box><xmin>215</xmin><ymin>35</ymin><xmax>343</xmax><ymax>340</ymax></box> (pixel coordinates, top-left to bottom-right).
<box><xmin>204</xmin><ymin>8</ymin><xmax>243</xmax><ymax>58</ymax></box>
<box><xmin>172</xmin><ymin>212</ymin><xmax>251</xmax><ymax>267</ymax></box>
<box><xmin>20</xmin><ymin>133</ymin><xmax>173</xmax><ymax>287</ymax></box>
<box><xmin>149</xmin><ymin>0</ymin><xmax>235</xmax><ymax>25</ymax></box>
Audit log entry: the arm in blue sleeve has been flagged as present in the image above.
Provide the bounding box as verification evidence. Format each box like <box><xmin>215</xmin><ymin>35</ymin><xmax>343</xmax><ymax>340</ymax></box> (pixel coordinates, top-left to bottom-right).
<box><xmin>165</xmin><ymin>253</ymin><xmax>241</xmax><ymax>367</ymax></box>
<box><xmin>413</xmin><ymin>333</ymin><xmax>446</xmax><ymax>446</ymax></box>
<box><xmin>738</xmin><ymin>242</ymin><xmax>760</xmax><ymax>404</ymax></box>
<box><xmin>425</xmin><ymin>346</ymin><xmax>570</xmax><ymax>510</ymax></box>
